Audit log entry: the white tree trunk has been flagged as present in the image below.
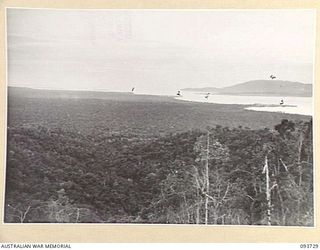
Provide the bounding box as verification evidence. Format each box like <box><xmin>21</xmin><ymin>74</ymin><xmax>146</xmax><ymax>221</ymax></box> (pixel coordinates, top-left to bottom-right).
<box><xmin>264</xmin><ymin>155</ymin><xmax>271</xmax><ymax>226</ymax></box>
<box><xmin>205</xmin><ymin>131</ymin><xmax>210</xmax><ymax>225</ymax></box>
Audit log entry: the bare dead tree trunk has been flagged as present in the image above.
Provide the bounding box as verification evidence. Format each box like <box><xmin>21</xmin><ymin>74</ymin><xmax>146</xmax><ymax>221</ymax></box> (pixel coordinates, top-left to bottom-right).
<box><xmin>204</xmin><ymin>130</ymin><xmax>210</xmax><ymax>225</ymax></box>
<box><xmin>196</xmin><ymin>189</ymin><xmax>200</xmax><ymax>224</ymax></box>
<box><xmin>183</xmin><ymin>193</ymin><xmax>190</xmax><ymax>223</ymax></box>
<box><xmin>263</xmin><ymin>155</ymin><xmax>271</xmax><ymax>226</ymax></box>
<box><xmin>192</xmin><ymin>165</ymin><xmax>204</xmax><ymax>224</ymax></box>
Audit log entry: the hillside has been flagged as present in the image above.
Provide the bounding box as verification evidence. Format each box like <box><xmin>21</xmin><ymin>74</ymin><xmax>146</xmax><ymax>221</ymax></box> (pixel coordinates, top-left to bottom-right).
<box><xmin>183</xmin><ymin>80</ymin><xmax>312</xmax><ymax>97</ymax></box>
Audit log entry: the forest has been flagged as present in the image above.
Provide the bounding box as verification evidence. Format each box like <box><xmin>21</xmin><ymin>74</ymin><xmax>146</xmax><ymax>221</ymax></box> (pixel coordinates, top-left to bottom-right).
<box><xmin>4</xmin><ymin>88</ymin><xmax>313</xmax><ymax>226</ymax></box>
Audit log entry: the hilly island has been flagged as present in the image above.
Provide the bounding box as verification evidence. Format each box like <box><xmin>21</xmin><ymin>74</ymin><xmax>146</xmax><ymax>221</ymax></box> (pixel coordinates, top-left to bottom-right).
<box><xmin>182</xmin><ymin>80</ymin><xmax>312</xmax><ymax>97</ymax></box>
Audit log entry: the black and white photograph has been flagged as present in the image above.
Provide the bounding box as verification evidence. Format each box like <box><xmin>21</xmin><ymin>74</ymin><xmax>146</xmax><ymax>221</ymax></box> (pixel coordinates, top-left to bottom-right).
<box><xmin>4</xmin><ymin>8</ymin><xmax>315</xmax><ymax>226</ymax></box>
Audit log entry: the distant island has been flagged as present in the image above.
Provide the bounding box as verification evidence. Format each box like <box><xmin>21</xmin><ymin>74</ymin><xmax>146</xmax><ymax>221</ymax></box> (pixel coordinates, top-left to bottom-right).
<box><xmin>182</xmin><ymin>80</ymin><xmax>312</xmax><ymax>97</ymax></box>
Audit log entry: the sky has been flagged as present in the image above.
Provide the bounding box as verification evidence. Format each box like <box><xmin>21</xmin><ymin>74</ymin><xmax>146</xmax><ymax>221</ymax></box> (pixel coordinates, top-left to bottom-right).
<box><xmin>7</xmin><ymin>9</ymin><xmax>315</xmax><ymax>94</ymax></box>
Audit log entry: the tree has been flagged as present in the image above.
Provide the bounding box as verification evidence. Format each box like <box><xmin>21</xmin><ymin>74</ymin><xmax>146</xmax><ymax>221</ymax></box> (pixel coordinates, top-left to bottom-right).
<box><xmin>193</xmin><ymin>130</ymin><xmax>230</xmax><ymax>224</ymax></box>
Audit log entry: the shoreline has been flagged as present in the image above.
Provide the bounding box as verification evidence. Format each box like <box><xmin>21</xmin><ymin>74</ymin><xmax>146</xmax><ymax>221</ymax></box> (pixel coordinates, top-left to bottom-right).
<box><xmin>8</xmin><ymin>86</ymin><xmax>312</xmax><ymax>116</ymax></box>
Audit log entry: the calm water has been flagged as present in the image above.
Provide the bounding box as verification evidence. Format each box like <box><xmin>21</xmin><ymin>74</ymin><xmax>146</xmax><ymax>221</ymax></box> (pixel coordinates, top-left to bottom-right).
<box><xmin>174</xmin><ymin>92</ymin><xmax>313</xmax><ymax>116</ymax></box>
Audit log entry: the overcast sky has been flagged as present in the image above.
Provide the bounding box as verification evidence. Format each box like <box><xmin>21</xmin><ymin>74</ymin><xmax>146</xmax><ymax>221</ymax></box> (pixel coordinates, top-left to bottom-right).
<box><xmin>7</xmin><ymin>9</ymin><xmax>315</xmax><ymax>94</ymax></box>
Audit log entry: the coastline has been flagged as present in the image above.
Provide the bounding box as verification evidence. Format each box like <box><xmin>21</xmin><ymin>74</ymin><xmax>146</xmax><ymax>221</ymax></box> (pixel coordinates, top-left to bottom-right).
<box><xmin>8</xmin><ymin>86</ymin><xmax>312</xmax><ymax>116</ymax></box>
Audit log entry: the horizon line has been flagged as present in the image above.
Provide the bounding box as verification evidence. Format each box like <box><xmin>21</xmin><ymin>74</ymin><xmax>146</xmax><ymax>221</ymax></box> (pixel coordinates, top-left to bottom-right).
<box><xmin>7</xmin><ymin>79</ymin><xmax>313</xmax><ymax>93</ymax></box>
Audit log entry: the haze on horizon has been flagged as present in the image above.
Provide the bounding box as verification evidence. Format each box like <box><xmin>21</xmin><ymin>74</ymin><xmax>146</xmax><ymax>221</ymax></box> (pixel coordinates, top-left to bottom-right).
<box><xmin>7</xmin><ymin>9</ymin><xmax>315</xmax><ymax>95</ymax></box>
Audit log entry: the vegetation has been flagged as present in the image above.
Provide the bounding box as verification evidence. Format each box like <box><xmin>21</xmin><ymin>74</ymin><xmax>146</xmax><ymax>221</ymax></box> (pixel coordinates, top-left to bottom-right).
<box><xmin>4</xmin><ymin>89</ymin><xmax>313</xmax><ymax>225</ymax></box>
